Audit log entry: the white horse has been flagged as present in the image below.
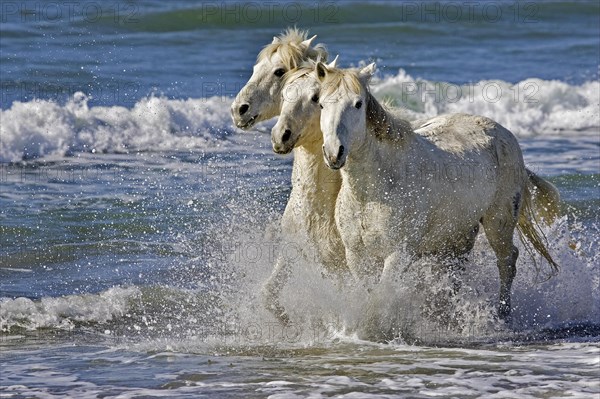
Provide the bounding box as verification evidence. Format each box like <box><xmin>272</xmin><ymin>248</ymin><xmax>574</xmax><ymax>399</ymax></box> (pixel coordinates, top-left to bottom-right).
<box><xmin>230</xmin><ymin>29</ymin><xmax>336</xmax><ymax>323</ymax></box>
<box><xmin>265</xmin><ymin>58</ymin><xmax>349</xmax><ymax>320</ymax></box>
<box><xmin>315</xmin><ymin>62</ymin><xmax>559</xmax><ymax>320</ymax></box>
<box><xmin>231</xmin><ymin>28</ymin><xmax>327</xmax><ymax>130</ymax></box>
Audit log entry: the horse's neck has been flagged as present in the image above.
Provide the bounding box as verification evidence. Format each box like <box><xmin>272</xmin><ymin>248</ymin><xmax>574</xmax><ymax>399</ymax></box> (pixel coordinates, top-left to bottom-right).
<box><xmin>290</xmin><ymin>130</ymin><xmax>341</xmax><ymax>216</ymax></box>
<box><xmin>342</xmin><ymin>94</ymin><xmax>417</xmax><ymax>197</ymax></box>
<box><xmin>366</xmin><ymin>92</ymin><xmax>414</xmax><ymax>141</ymax></box>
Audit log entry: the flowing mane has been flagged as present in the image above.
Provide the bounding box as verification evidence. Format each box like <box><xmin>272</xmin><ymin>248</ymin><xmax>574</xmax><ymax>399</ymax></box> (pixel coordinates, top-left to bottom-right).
<box><xmin>320</xmin><ymin>67</ymin><xmax>413</xmax><ymax>142</ymax></box>
<box><xmin>258</xmin><ymin>28</ymin><xmax>328</xmax><ymax>70</ymax></box>
<box><xmin>282</xmin><ymin>59</ymin><xmax>320</xmax><ymax>86</ymax></box>
<box><xmin>366</xmin><ymin>92</ymin><xmax>413</xmax><ymax>142</ymax></box>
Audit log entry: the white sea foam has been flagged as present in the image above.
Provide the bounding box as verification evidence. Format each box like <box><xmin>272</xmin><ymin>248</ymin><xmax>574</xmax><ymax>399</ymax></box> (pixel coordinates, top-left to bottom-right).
<box><xmin>371</xmin><ymin>70</ymin><xmax>600</xmax><ymax>136</ymax></box>
<box><xmin>0</xmin><ymin>216</ymin><xmax>597</xmax><ymax>343</ymax></box>
<box><xmin>0</xmin><ymin>93</ymin><xmax>236</xmax><ymax>162</ymax></box>
<box><xmin>0</xmin><ymin>286</ymin><xmax>141</xmax><ymax>331</ymax></box>
<box><xmin>1</xmin><ymin>72</ymin><xmax>598</xmax><ymax>162</ymax></box>
<box><xmin>1</xmin><ymin>341</ymin><xmax>597</xmax><ymax>398</ymax></box>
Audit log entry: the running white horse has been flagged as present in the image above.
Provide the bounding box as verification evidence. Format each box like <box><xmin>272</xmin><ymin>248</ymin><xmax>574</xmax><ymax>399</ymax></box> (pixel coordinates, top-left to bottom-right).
<box><xmin>263</xmin><ymin>57</ymin><xmax>348</xmax><ymax>324</ymax></box>
<box><xmin>315</xmin><ymin>62</ymin><xmax>559</xmax><ymax>319</ymax></box>
<box><xmin>231</xmin><ymin>28</ymin><xmax>327</xmax><ymax>130</ymax></box>
<box><xmin>230</xmin><ymin>29</ymin><xmax>336</xmax><ymax>323</ymax></box>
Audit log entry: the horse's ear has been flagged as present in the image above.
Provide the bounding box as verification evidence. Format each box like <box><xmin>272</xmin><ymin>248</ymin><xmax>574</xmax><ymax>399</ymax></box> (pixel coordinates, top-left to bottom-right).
<box><xmin>301</xmin><ymin>34</ymin><xmax>317</xmax><ymax>48</ymax></box>
<box><xmin>359</xmin><ymin>63</ymin><xmax>376</xmax><ymax>82</ymax></box>
<box><xmin>315</xmin><ymin>61</ymin><xmax>328</xmax><ymax>81</ymax></box>
<box><xmin>272</xmin><ymin>36</ymin><xmax>280</xmax><ymax>44</ymax></box>
<box><xmin>327</xmin><ymin>55</ymin><xmax>339</xmax><ymax>69</ymax></box>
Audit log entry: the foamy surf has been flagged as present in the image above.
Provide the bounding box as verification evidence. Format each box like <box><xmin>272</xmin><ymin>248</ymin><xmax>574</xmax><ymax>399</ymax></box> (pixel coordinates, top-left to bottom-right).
<box><xmin>1</xmin><ymin>341</ymin><xmax>597</xmax><ymax>399</ymax></box>
<box><xmin>1</xmin><ymin>215</ymin><xmax>598</xmax><ymax>348</ymax></box>
<box><xmin>1</xmin><ymin>72</ymin><xmax>598</xmax><ymax>162</ymax></box>
<box><xmin>0</xmin><ymin>93</ymin><xmax>236</xmax><ymax>162</ymax></box>
<box><xmin>0</xmin><ymin>286</ymin><xmax>141</xmax><ymax>332</ymax></box>
<box><xmin>372</xmin><ymin>70</ymin><xmax>600</xmax><ymax>135</ymax></box>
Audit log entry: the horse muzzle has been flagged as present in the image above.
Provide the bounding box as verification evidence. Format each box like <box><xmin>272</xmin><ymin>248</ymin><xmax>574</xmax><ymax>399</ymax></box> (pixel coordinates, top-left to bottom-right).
<box><xmin>271</xmin><ymin>123</ymin><xmax>298</xmax><ymax>154</ymax></box>
<box><xmin>235</xmin><ymin>113</ymin><xmax>259</xmax><ymax>130</ymax></box>
<box><xmin>322</xmin><ymin>144</ymin><xmax>346</xmax><ymax>169</ymax></box>
<box><xmin>272</xmin><ymin>141</ymin><xmax>293</xmax><ymax>154</ymax></box>
<box><xmin>231</xmin><ymin>101</ymin><xmax>259</xmax><ymax>130</ymax></box>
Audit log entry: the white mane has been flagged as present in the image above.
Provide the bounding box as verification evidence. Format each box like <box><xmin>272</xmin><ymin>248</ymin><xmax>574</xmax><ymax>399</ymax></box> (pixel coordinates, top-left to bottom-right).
<box><xmin>258</xmin><ymin>28</ymin><xmax>328</xmax><ymax>70</ymax></box>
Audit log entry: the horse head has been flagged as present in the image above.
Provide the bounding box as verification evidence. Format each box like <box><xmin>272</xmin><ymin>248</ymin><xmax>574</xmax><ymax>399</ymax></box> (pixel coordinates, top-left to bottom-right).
<box><xmin>271</xmin><ymin>56</ymin><xmax>338</xmax><ymax>154</ymax></box>
<box><xmin>231</xmin><ymin>28</ymin><xmax>327</xmax><ymax>130</ymax></box>
<box><xmin>316</xmin><ymin>62</ymin><xmax>376</xmax><ymax>169</ymax></box>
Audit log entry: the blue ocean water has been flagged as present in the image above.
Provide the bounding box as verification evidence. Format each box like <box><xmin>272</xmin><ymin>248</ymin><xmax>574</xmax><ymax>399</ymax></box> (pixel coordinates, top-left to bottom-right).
<box><xmin>1</xmin><ymin>0</ymin><xmax>598</xmax><ymax>109</ymax></box>
<box><xmin>1</xmin><ymin>1</ymin><xmax>599</xmax><ymax>398</ymax></box>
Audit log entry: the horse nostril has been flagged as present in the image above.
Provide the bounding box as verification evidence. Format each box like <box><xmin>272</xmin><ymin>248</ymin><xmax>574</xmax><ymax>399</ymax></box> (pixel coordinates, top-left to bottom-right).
<box><xmin>239</xmin><ymin>104</ymin><xmax>249</xmax><ymax>115</ymax></box>
<box><xmin>282</xmin><ymin>129</ymin><xmax>292</xmax><ymax>143</ymax></box>
<box><xmin>337</xmin><ymin>145</ymin><xmax>345</xmax><ymax>160</ymax></box>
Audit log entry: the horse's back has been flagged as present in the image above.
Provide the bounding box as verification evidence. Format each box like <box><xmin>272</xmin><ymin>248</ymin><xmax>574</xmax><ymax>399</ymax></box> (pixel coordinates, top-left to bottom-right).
<box><xmin>415</xmin><ymin>111</ymin><xmax>527</xmax><ymax>183</ymax></box>
<box><xmin>413</xmin><ymin>113</ymin><xmax>508</xmax><ymax>155</ymax></box>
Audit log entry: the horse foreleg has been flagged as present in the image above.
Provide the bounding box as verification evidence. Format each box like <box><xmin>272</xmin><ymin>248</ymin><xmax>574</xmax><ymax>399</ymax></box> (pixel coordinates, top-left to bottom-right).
<box><xmin>379</xmin><ymin>251</ymin><xmax>405</xmax><ymax>283</ymax></box>
<box><xmin>344</xmin><ymin>245</ymin><xmax>381</xmax><ymax>286</ymax></box>
<box><xmin>359</xmin><ymin>251</ymin><xmax>407</xmax><ymax>342</ymax></box>
<box><xmin>261</xmin><ymin>255</ymin><xmax>291</xmax><ymax>325</ymax></box>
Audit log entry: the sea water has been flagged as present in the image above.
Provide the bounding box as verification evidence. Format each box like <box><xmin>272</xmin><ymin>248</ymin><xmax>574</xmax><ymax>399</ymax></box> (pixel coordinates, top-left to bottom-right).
<box><xmin>1</xmin><ymin>1</ymin><xmax>599</xmax><ymax>397</ymax></box>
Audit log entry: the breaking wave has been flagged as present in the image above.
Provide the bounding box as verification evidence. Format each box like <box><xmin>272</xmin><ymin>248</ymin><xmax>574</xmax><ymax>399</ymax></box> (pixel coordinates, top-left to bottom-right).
<box><xmin>1</xmin><ymin>72</ymin><xmax>598</xmax><ymax>162</ymax></box>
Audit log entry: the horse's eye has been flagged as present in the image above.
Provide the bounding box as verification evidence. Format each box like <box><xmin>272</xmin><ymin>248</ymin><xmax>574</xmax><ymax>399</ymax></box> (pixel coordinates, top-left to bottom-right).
<box><xmin>355</xmin><ymin>100</ymin><xmax>363</xmax><ymax>109</ymax></box>
<box><xmin>274</xmin><ymin>68</ymin><xmax>285</xmax><ymax>77</ymax></box>
<box><xmin>311</xmin><ymin>94</ymin><xmax>319</xmax><ymax>103</ymax></box>
<box><xmin>319</xmin><ymin>103</ymin><xmax>323</xmax><ymax>109</ymax></box>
